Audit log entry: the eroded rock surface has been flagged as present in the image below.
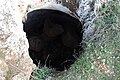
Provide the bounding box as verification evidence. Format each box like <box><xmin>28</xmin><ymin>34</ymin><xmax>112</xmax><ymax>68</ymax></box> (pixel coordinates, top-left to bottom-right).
<box><xmin>0</xmin><ymin>0</ymin><xmax>34</xmax><ymax>80</ymax></box>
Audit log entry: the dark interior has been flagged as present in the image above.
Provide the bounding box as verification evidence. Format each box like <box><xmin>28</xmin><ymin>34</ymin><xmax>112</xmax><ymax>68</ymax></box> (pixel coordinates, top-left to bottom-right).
<box><xmin>23</xmin><ymin>9</ymin><xmax>83</xmax><ymax>71</ymax></box>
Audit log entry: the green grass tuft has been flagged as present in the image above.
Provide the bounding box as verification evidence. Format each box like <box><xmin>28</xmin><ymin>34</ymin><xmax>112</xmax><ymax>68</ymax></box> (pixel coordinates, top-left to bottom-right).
<box><xmin>30</xmin><ymin>67</ymin><xmax>55</xmax><ymax>80</ymax></box>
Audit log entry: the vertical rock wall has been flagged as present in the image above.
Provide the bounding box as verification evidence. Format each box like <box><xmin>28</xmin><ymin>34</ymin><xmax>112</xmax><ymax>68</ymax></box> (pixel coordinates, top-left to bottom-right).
<box><xmin>0</xmin><ymin>0</ymin><xmax>34</xmax><ymax>80</ymax></box>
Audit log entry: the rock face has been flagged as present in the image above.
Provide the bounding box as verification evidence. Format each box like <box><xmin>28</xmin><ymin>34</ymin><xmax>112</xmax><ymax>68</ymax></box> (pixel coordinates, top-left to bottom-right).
<box><xmin>23</xmin><ymin>8</ymin><xmax>83</xmax><ymax>71</ymax></box>
<box><xmin>0</xmin><ymin>0</ymin><xmax>34</xmax><ymax>80</ymax></box>
<box><xmin>77</xmin><ymin>0</ymin><xmax>111</xmax><ymax>42</ymax></box>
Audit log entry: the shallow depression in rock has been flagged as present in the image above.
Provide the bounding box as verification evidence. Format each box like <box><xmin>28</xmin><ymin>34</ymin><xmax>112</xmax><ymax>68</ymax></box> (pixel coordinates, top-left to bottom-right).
<box><xmin>23</xmin><ymin>9</ymin><xmax>83</xmax><ymax>71</ymax></box>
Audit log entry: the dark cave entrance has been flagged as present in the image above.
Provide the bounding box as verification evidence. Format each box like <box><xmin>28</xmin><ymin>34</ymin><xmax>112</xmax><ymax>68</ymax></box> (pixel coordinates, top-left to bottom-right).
<box><xmin>23</xmin><ymin>9</ymin><xmax>83</xmax><ymax>71</ymax></box>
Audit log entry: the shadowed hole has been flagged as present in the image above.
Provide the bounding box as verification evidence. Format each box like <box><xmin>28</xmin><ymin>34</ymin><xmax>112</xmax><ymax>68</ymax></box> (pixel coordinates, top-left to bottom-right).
<box><xmin>23</xmin><ymin>9</ymin><xmax>83</xmax><ymax>71</ymax></box>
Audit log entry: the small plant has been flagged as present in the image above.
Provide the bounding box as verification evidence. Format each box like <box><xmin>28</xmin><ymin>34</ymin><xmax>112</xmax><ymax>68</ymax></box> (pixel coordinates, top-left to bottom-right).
<box><xmin>30</xmin><ymin>67</ymin><xmax>55</xmax><ymax>80</ymax></box>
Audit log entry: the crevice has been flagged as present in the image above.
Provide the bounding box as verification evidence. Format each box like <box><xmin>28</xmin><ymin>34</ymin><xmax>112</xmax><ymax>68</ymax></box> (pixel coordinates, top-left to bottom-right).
<box><xmin>23</xmin><ymin>8</ymin><xmax>83</xmax><ymax>71</ymax></box>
